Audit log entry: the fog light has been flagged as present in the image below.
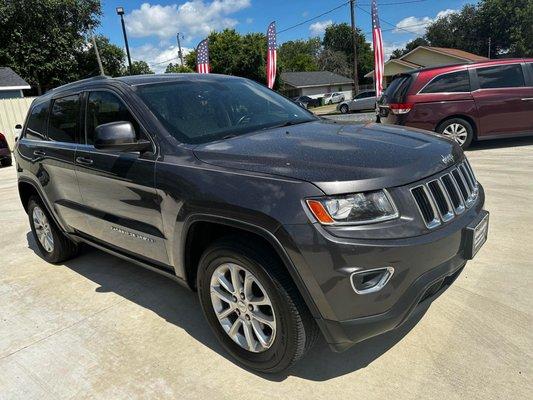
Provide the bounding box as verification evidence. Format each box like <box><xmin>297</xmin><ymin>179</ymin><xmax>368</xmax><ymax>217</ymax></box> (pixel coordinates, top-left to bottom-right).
<box><xmin>350</xmin><ymin>267</ymin><xmax>394</xmax><ymax>295</ymax></box>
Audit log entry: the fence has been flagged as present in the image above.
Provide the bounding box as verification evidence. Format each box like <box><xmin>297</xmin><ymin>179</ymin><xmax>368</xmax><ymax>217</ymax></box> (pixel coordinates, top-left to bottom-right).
<box><xmin>0</xmin><ymin>97</ymin><xmax>35</xmax><ymax>149</ymax></box>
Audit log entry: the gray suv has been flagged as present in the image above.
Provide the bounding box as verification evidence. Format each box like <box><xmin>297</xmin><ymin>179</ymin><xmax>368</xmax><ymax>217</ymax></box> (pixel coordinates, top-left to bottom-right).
<box><xmin>14</xmin><ymin>74</ymin><xmax>489</xmax><ymax>373</ymax></box>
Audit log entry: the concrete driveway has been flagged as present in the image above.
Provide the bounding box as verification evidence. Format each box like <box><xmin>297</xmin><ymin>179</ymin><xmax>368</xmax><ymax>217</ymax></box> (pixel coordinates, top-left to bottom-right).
<box><xmin>1</xmin><ymin>137</ymin><xmax>532</xmax><ymax>399</ymax></box>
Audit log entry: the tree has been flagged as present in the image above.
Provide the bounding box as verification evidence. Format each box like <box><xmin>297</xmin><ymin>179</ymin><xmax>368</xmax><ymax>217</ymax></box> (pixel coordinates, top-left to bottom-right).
<box><xmin>77</xmin><ymin>35</ymin><xmax>125</xmax><ymax>78</ymax></box>
<box><xmin>165</xmin><ymin>63</ymin><xmax>193</xmax><ymax>73</ymax></box>
<box><xmin>390</xmin><ymin>37</ymin><xmax>429</xmax><ymax>59</ymax></box>
<box><xmin>129</xmin><ymin>60</ymin><xmax>154</xmax><ymax>75</ymax></box>
<box><xmin>323</xmin><ymin>23</ymin><xmax>373</xmax><ymax>82</ymax></box>
<box><xmin>317</xmin><ymin>49</ymin><xmax>350</xmax><ymax>77</ymax></box>
<box><xmin>278</xmin><ymin>39</ymin><xmax>321</xmax><ymax>72</ymax></box>
<box><xmin>425</xmin><ymin>0</ymin><xmax>532</xmax><ymax>58</ymax></box>
<box><xmin>0</xmin><ymin>0</ymin><xmax>101</xmax><ymax>93</ymax></box>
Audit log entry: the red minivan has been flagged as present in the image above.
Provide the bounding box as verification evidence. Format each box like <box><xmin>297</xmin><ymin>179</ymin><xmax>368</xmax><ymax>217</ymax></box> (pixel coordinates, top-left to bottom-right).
<box><xmin>378</xmin><ymin>58</ymin><xmax>533</xmax><ymax>148</ymax></box>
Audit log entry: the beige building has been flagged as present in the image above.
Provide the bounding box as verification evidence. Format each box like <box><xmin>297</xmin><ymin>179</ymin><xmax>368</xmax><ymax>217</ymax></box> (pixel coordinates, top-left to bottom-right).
<box><xmin>365</xmin><ymin>46</ymin><xmax>488</xmax><ymax>85</ymax></box>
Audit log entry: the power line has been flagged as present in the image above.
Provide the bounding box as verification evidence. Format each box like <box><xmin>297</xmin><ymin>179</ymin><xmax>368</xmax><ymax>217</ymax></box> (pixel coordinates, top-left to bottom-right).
<box><xmin>356</xmin><ymin>4</ymin><xmax>429</xmax><ymax>35</ymax></box>
<box><xmin>278</xmin><ymin>1</ymin><xmax>350</xmax><ymax>34</ymax></box>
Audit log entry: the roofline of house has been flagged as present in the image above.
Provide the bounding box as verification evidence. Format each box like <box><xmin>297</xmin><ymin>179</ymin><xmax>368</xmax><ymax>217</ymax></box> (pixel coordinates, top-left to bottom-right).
<box><xmin>283</xmin><ymin>81</ymin><xmax>354</xmax><ymax>89</ymax></box>
<box><xmin>0</xmin><ymin>85</ymin><xmax>31</xmax><ymax>90</ymax></box>
<box><xmin>400</xmin><ymin>46</ymin><xmax>477</xmax><ymax>63</ymax></box>
<box><xmin>364</xmin><ymin>58</ymin><xmax>420</xmax><ymax>78</ymax></box>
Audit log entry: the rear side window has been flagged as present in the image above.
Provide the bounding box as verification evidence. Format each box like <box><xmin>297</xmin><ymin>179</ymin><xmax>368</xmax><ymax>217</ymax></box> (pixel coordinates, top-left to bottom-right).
<box><xmin>85</xmin><ymin>91</ymin><xmax>140</xmax><ymax>145</ymax></box>
<box><xmin>25</xmin><ymin>102</ymin><xmax>49</xmax><ymax>140</ymax></box>
<box><xmin>48</xmin><ymin>95</ymin><xmax>80</xmax><ymax>143</ymax></box>
<box><xmin>382</xmin><ymin>74</ymin><xmax>412</xmax><ymax>102</ymax></box>
<box><xmin>421</xmin><ymin>70</ymin><xmax>470</xmax><ymax>93</ymax></box>
<box><xmin>476</xmin><ymin>64</ymin><xmax>525</xmax><ymax>89</ymax></box>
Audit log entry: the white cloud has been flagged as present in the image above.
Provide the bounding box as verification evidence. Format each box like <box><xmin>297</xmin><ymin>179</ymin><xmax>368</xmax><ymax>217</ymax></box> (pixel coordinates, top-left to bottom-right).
<box><xmin>245</xmin><ymin>17</ymin><xmax>253</xmax><ymax>24</ymax></box>
<box><xmin>309</xmin><ymin>19</ymin><xmax>333</xmax><ymax>36</ymax></box>
<box><xmin>383</xmin><ymin>41</ymin><xmax>407</xmax><ymax>60</ymax></box>
<box><xmin>125</xmin><ymin>1</ymin><xmax>251</xmax><ymax>40</ymax></box>
<box><xmin>131</xmin><ymin>43</ymin><xmax>193</xmax><ymax>73</ymax></box>
<box><xmin>394</xmin><ymin>9</ymin><xmax>457</xmax><ymax>35</ymax></box>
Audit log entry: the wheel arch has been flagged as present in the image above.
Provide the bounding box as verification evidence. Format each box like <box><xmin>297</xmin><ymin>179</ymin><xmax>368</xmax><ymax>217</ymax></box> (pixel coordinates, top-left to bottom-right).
<box><xmin>436</xmin><ymin>114</ymin><xmax>478</xmax><ymax>139</ymax></box>
<box><xmin>181</xmin><ymin>215</ymin><xmax>321</xmax><ymax>319</ymax></box>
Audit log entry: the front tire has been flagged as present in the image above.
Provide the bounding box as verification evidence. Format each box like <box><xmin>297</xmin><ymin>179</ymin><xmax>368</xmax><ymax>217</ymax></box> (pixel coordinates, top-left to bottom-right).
<box><xmin>340</xmin><ymin>104</ymin><xmax>349</xmax><ymax>114</ymax></box>
<box><xmin>437</xmin><ymin>118</ymin><xmax>474</xmax><ymax>149</ymax></box>
<box><xmin>28</xmin><ymin>196</ymin><xmax>78</xmax><ymax>263</ymax></box>
<box><xmin>197</xmin><ymin>238</ymin><xmax>318</xmax><ymax>373</ymax></box>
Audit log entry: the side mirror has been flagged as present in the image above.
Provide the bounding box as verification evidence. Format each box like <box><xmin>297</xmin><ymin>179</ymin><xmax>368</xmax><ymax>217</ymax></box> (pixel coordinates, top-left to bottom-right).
<box><xmin>94</xmin><ymin>121</ymin><xmax>151</xmax><ymax>152</ymax></box>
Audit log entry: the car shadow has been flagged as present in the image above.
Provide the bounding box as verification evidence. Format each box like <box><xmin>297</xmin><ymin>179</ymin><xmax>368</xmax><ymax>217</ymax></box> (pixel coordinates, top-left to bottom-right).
<box><xmin>26</xmin><ymin>232</ymin><xmax>430</xmax><ymax>382</ymax></box>
<box><xmin>467</xmin><ymin>135</ymin><xmax>533</xmax><ymax>151</ymax></box>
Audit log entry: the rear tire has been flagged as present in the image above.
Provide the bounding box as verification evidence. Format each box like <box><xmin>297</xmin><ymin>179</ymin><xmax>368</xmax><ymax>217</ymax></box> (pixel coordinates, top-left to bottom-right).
<box><xmin>28</xmin><ymin>196</ymin><xmax>79</xmax><ymax>263</ymax></box>
<box><xmin>437</xmin><ymin>118</ymin><xmax>474</xmax><ymax>149</ymax></box>
<box><xmin>340</xmin><ymin>104</ymin><xmax>349</xmax><ymax>114</ymax></box>
<box><xmin>197</xmin><ymin>237</ymin><xmax>319</xmax><ymax>373</ymax></box>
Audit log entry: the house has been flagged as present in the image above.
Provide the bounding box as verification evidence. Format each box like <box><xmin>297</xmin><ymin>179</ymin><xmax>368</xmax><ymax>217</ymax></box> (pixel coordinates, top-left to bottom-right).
<box><xmin>0</xmin><ymin>67</ymin><xmax>31</xmax><ymax>99</ymax></box>
<box><xmin>365</xmin><ymin>46</ymin><xmax>488</xmax><ymax>86</ymax></box>
<box><xmin>280</xmin><ymin>71</ymin><xmax>354</xmax><ymax>100</ymax></box>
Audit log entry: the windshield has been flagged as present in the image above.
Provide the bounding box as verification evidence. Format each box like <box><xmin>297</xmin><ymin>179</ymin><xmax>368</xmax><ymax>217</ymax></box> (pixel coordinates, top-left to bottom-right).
<box><xmin>136</xmin><ymin>78</ymin><xmax>317</xmax><ymax>144</ymax></box>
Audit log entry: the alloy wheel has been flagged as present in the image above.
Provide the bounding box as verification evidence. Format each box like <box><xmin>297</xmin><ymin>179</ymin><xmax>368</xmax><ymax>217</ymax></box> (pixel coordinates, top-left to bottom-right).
<box><xmin>210</xmin><ymin>263</ymin><xmax>276</xmax><ymax>353</ymax></box>
<box><xmin>442</xmin><ymin>123</ymin><xmax>468</xmax><ymax>146</ymax></box>
<box><xmin>33</xmin><ymin>206</ymin><xmax>54</xmax><ymax>253</ymax></box>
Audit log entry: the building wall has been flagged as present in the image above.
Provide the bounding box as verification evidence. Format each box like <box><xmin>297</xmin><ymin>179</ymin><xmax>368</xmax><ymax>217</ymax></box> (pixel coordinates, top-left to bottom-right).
<box><xmin>0</xmin><ymin>97</ymin><xmax>35</xmax><ymax>149</ymax></box>
<box><xmin>403</xmin><ymin>48</ymin><xmax>462</xmax><ymax>68</ymax></box>
<box><xmin>0</xmin><ymin>90</ymin><xmax>24</xmax><ymax>99</ymax></box>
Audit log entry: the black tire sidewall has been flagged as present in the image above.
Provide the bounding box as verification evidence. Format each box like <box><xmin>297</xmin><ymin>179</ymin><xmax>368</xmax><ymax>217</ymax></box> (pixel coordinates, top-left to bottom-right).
<box><xmin>28</xmin><ymin>197</ymin><xmax>75</xmax><ymax>263</ymax></box>
<box><xmin>437</xmin><ymin>118</ymin><xmax>474</xmax><ymax>149</ymax></box>
<box><xmin>197</xmin><ymin>243</ymin><xmax>299</xmax><ymax>372</ymax></box>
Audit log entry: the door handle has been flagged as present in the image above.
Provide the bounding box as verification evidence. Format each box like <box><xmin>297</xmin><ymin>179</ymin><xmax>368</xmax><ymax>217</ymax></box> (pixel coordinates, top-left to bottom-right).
<box><xmin>521</xmin><ymin>98</ymin><xmax>533</xmax><ymax>101</ymax></box>
<box><xmin>33</xmin><ymin>150</ymin><xmax>46</xmax><ymax>157</ymax></box>
<box><xmin>76</xmin><ymin>156</ymin><xmax>93</xmax><ymax>166</ymax></box>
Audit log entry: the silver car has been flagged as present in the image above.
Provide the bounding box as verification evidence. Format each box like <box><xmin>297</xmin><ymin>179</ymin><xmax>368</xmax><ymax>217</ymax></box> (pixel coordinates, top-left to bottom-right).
<box><xmin>337</xmin><ymin>90</ymin><xmax>376</xmax><ymax>113</ymax></box>
<box><xmin>323</xmin><ymin>92</ymin><xmax>345</xmax><ymax>105</ymax></box>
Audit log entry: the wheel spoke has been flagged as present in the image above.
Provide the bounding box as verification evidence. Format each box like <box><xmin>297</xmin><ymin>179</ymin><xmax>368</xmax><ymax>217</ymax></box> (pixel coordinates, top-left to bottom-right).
<box><xmin>243</xmin><ymin>272</ymin><xmax>254</xmax><ymax>300</ymax></box>
<box><xmin>251</xmin><ymin>319</ymin><xmax>270</xmax><ymax>348</ymax></box>
<box><xmin>216</xmin><ymin>306</ymin><xmax>235</xmax><ymax>320</ymax></box>
<box><xmin>217</xmin><ymin>273</ymin><xmax>234</xmax><ymax>294</ymax></box>
<box><xmin>211</xmin><ymin>286</ymin><xmax>234</xmax><ymax>304</ymax></box>
<box><xmin>242</xmin><ymin>320</ymin><xmax>256</xmax><ymax>351</ymax></box>
<box><xmin>228</xmin><ymin>318</ymin><xmax>242</xmax><ymax>340</ymax></box>
<box><xmin>229</xmin><ymin>264</ymin><xmax>243</xmax><ymax>294</ymax></box>
<box><xmin>251</xmin><ymin>310</ymin><xmax>275</xmax><ymax>328</ymax></box>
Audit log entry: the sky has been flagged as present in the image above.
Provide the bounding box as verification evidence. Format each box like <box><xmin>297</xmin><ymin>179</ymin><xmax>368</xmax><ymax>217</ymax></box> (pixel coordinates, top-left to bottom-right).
<box><xmin>97</xmin><ymin>0</ymin><xmax>478</xmax><ymax>72</ymax></box>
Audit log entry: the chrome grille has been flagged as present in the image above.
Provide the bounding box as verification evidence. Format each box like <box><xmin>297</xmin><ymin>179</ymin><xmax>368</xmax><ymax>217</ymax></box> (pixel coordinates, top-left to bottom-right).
<box><xmin>411</xmin><ymin>160</ymin><xmax>478</xmax><ymax>229</ymax></box>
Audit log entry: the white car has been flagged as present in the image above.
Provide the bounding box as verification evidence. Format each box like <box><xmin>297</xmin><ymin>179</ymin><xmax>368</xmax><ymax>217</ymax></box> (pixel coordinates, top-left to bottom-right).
<box><xmin>323</xmin><ymin>92</ymin><xmax>345</xmax><ymax>105</ymax></box>
<box><xmin>337</xmin><ymin>90</ymin><xmax>377</xmax><ymax>114</ymax></box>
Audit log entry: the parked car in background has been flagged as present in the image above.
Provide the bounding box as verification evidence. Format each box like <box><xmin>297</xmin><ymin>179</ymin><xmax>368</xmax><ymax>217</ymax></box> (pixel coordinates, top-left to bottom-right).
<box><xmin>323</xmin><ymin>92</ymin><xmax>345</xmax><ymax>104</ymax></box>
<box><xmin>337</xmin><ymin>90</ymin><xmax>376</xmax><ymax>113</ymax></box>
<box><xmin>0</xmin><ymin>132</ymin><xmax>12</xmax><ymax>167</ymax></box>
<box><xmin>377</xmin><ymin>58</ymin><xmax>533</xmax><ymax>148</ymax></box>
<box><xmin>292</xmin><ymin>95</ymin><xmax>321</xmax><ymax>108</ymax></box>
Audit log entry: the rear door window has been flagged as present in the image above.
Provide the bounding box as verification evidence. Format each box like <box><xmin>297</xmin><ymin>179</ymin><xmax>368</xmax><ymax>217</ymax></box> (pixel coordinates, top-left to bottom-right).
<box><xmin>421</xmin><ymin>70</ymin><xmax>470</xmax><ymax>93</ymax></box>
<box><xmin>48</xmin><ymin>95</ymin><xmax>80</xmax><ymax>143</ymax></box>
<box><xmin>476</xmin><ymin>64</ymin><xmax>525</xmax><ymax>89</ymax></box>
<box><xmin>85</xmin><ymin>91</ymin><xmax>140</xmax><ymax>145</ymax></box>
<box><xmin>382</xmin><ymin>74</ymin><xmax>412</xmax><ymax>103</ymax></box>
<box><xmin>25</xmin><ymin>101</ymin><xmax>50</xmax><ymax>140</ymax></box>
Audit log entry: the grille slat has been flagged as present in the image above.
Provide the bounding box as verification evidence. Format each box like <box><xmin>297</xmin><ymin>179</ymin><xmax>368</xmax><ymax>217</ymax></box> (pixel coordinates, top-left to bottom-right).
<box><xmin>411</xmin><ymin>160</ymin><xmax>478</xmax><ymax>229</ymax></box>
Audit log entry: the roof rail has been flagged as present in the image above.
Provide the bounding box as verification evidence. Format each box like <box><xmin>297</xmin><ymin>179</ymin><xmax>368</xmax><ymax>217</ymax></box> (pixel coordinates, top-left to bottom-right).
<box><xmin>50</xmin><ymin>75</ymin><xmax>110</xmax><ymax>92</ymax></box>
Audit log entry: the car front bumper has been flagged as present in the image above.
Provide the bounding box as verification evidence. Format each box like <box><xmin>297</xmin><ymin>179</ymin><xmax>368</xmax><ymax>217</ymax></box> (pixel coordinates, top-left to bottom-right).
<box><xmin>278</xmin><ymin>190</ymin><xmax>487</xmax><ymax>351</ymax></box>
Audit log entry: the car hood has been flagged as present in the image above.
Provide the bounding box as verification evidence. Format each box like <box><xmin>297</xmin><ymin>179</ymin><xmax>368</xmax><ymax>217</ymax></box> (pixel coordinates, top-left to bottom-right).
<box><xmin>193</xmin><ymin>120</ymin><xmax>463</xmax><ymax>194</ymax></box>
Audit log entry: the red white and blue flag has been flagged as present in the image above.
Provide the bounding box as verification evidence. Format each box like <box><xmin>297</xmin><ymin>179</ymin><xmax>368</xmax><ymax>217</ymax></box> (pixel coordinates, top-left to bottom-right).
<box><xmin>196</xmin><ymin>39</ymin><xmax>210</xmax><ymax>74</ymax></box>
<box><xmin>266</xmin><ymin>21</ymin><xmax>277</xmax><ymax>89</ymax></box>
<box><xmin>371</xmin><ymin>0</ymin><xmax>384</xmax><ymax>97</ymax></box>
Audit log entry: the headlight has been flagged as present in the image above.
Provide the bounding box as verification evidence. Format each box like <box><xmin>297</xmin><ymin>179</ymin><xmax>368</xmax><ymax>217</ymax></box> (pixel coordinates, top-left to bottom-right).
<box><xmin>306</xmin><ymin>190</ymin><xmax>399</xmax><ymax>225</ymax></box>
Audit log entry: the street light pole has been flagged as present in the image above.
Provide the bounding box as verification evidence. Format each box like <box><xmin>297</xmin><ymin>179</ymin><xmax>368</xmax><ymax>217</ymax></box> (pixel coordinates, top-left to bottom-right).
<box><xmin>350</xmin><ymin>0</ymin><xmax>359</xmax><ymax>96</ymax></box>
<box><xmin>176</xmin><ymin>33</ymin><xmax>185</xmax><ymax>66</ymax></box>
<box><xmin>116</xmin><ymin>7</ymin><xmax>132</xmax><ymax>75</ymax></box>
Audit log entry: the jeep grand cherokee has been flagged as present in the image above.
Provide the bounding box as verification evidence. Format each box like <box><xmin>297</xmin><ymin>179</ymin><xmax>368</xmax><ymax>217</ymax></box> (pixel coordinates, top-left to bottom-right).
<box><xmin>14</xmin><ymin>74</ymin><xmax>489</xmax><ymax>373</ymax></box>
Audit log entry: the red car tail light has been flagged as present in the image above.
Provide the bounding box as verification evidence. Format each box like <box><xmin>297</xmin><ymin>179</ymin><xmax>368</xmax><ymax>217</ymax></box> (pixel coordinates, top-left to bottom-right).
<box><xmin>389</xmin><ymin>103</ymin><xmax>413</xmax><ymax>115</ymax></box>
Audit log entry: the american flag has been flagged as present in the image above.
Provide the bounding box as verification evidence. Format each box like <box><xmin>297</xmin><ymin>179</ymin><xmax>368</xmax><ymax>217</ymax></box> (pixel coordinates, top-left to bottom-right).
<box><xmin>371</xmin><ymin>0</ymin><xmax>384</xmax><ymax>97</ymax></box>
<box><xmin>266</xmin><ymin>21</ymin><xmax>277</xmax><ymax>89</ymax></box>
<box><xmin>196</xmin><ymin>39</ymin><xmax>210</xmax><ymax>74</ymax></box>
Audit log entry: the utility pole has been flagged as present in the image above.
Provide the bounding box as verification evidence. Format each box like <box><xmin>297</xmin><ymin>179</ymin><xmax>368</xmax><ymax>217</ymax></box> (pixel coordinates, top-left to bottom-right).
<box><xmin>91</xmin><ymin>35</ymin><xmax>105</xmax><ymax>76</ymax></box>
<box><xmin>488</xmin><ymin>37</ymin><xmax>491</xmax><ymax>59</ymax></box>
<box><xmin>350</xmin><ymin>0</ymin><xmax>359</xmax><ymax>95</ymax></box>
<box><xmin>116</xmin><ymin>7</ymin><xmax>132</xmax><ymax>75</ymax></box>
<box><xmin>176</xmin><ymin>33</ymin><xmax>185</xmax><ymax>66</ymax></box>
